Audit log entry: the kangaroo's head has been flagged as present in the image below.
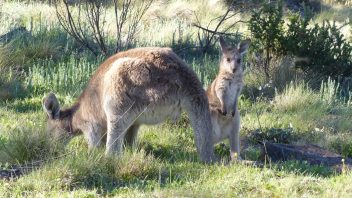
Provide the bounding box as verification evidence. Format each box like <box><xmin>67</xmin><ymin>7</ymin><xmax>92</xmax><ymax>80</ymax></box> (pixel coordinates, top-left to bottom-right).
<box><xmin>219</xmin><ymin>37</ymin><xmax>250</xmax><ymax>74</ymax></box>
<box><xmin>42</xmin><ymin>92</ymin><xmax>77</xmax><ymax>141</ymax></box>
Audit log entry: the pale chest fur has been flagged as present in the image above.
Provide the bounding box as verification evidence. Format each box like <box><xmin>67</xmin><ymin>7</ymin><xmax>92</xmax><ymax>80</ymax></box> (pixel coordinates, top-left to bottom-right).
<box><xmin>211</xmin><ymin>110</ymin><xmax>238</xmax><ymax>143</ymax></box>
<box><xmin>136</xmin><ymin>101</ymin><xmax>182</xmax><ymax>125</ymax></box>
<box><xmin>214</xmin><ymin>71</ymin><xmax>243</xmax><ymax>111</ymax></box>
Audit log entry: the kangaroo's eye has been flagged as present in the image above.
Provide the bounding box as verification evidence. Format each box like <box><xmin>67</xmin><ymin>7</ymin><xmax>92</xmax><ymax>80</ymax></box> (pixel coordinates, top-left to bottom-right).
<box><xmin>226</xmin><ymin>58</ymin><xmax>231</xmax><ymax>63</ymax></box>
<box><xmin>237</xmin><ymin>58</ymin><xmax>241</xmax><ymax>64</ymax></box>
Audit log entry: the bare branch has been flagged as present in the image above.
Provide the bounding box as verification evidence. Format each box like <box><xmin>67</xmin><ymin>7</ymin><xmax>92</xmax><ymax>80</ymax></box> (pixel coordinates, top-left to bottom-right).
<box><xmin>192</xmin><ymin>0</ymin><xmax>247</xmax><ymax>54</ymax></box>
<box><xmin>56</xmin><ymin>0</ymin><xmax>153</xmax><ymax>55</ymax></box>
<box><xmin>125</xmin><ymin>0</ymin><xmax>153</xmax><ymax>48</ymax></box>
<box><xmin>55</xmin><ymin>0</ymin><xmax>98</xmax><ymax>56</ymax></box>
<box><xmin>192</xmin><ymin>24</ymin><xmax>240</xmax><ymax>36</ymax></box>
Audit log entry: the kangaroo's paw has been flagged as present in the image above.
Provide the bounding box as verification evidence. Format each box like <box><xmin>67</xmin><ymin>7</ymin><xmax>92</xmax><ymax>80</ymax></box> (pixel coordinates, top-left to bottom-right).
<box><xmin>230</xmin><ymin>152</ymin><xmax>242</xmax><ymax>161</ymax></box>
<box><xmin>217</xmin><ymin>108</ymin><xmax>227</xmax><ymax>116</ymax></box>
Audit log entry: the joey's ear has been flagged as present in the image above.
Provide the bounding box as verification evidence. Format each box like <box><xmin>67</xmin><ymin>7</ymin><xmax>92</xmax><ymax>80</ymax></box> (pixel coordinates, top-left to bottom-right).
<box><xmin>219</xmin><ymin>36</ymin><xmax>228</xmax><ymax>52</ymax></box>
<box><xmin>42</xmin><ymin>92</ymin><xmax>60</xmax><ymax>119</ymax></box>
<box><xmin>238</xmin><ymin>39</ymin><xmax>251</xmax><ymax>56</ymax></box>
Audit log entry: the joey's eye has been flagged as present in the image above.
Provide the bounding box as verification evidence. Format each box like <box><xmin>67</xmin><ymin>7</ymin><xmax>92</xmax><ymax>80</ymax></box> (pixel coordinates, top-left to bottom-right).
<box><xmin>237</xmin><ymin>58</ymin><xmax>241</xmax><ymax>64</ymax></box>
<box><xmin>226</xmin><ymin>58</ymin><xmax>231</xmax><ymax>62</ymax></box>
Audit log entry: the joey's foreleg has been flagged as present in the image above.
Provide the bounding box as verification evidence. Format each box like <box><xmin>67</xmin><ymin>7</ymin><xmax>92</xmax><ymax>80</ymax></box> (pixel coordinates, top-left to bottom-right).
<box><xmin>231</xmin><ymin>88</ymin><xmax>241</xmax><ymax>117</ymax></box>
<box><xmin>231</xmin><ymin>98</ymin><xmax>238</xmax><ymax>117</ymax></box>
<box><xmin>215</xmin><ymin>88</ymin><xmax>227</xmax><ymax>116</ymax></box>
<box><xmin>229</xmin><ymin>111</ymin><xmax>241</xmax><ymax>160</ymax></box>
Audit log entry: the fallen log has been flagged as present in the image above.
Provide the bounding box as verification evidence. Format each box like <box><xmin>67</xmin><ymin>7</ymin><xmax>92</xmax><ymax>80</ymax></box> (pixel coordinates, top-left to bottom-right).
<box><xmin>262</xmin><ymin>142</ymin><xmax>352</xmax><ymax>172</ymax></box>
<box><xmin>0</xmin><ymin>164</ymin><xmax>39</xmax><ymax>180</ymax></box>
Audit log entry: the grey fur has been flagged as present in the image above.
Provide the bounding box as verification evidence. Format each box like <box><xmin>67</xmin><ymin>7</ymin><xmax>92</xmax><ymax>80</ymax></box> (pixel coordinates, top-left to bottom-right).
<box><xmin>43</xmin><ymin>47</ymin><xmax>215</xmax><ymax>163</ymax></box>
<box><xmin>207</xmin><ymin>38</ymin><xmax>250</xmax><ymax>160</ymax></box>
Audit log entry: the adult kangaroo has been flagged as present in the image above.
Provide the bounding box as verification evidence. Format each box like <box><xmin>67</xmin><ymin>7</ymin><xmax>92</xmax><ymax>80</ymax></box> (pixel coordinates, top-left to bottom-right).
<box><xmin>42</xmin><ymin>47</ymin><xmax>215</xmax><ymax>163</ymax></box>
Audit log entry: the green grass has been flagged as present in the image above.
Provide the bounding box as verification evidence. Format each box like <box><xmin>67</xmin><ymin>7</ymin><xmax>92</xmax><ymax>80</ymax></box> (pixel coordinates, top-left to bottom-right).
<box><xmin>1</xmin><ymin>1</ymin><xmax>352</xmax><ymax>197</ymax></box>
<box><xmin>1</xmin><ymin>82</ymin><xmax>352</xmax><ymax>196</ymax></box>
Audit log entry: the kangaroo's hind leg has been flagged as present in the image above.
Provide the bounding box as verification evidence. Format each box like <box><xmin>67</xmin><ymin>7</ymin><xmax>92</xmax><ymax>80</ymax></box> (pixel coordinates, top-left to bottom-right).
<box><xmin>104</xmin><ymin>97</ymin><xmax>144</xmax><ymax>156</ymax></box>
<box><xmin>124</xmin><ymin>124</ymin><xmax>140</xmax><ymax>148</ymax></box>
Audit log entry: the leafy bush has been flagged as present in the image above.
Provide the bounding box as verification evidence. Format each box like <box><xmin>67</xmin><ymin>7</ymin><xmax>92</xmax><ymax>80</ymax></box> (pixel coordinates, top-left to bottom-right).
<box><xmin>285</xmin><ymin>15</ymin><xmax>352</xmax><ymax>78</ymax></box>
<box><xmin>331</xmin><ymin>139</ymin><xmax>352</xmax><ymax>158</ymax></box>
<box><xmin>248</xmin><ymin>128</ymin><xmax>296</xmax><ymax>144</ymax></box>
<box><xmin>324</xmin><ymin>0</ymin><xmax>351</xmax><ymax>5</ymax></box>
<box><xmin>248</xmin><ymin>1</ymin><xmax>285</xmax><ymax>81</ymax></box>
<box><xmin>214</xmin><ymin>143</ymin><xmax>230</xmax><ymax>159</ymax></box>
<box><xmin>248</xmin><ymin>1</ymin><xmax>352</xmax><ymax>80</ymax></box>
<box><xmin>242</xmin><ymin>146</ymin><xmax>262</xmax><ymax>161</ymax></box>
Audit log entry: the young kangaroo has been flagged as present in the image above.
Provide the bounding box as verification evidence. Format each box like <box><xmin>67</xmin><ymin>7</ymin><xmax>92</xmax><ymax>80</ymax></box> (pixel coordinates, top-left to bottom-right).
<box><xmin>42</xmin><ymin>47</ymin><xmax>215</xmax><ymax>163</ymax></box>
<box><xmin>207</xmin><ymin>37</ymin><xmax>250</xmax><ymax>160</ymax></box>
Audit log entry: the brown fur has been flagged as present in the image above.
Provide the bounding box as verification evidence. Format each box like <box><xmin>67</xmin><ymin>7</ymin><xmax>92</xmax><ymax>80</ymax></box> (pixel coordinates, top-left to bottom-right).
<box><xmin>43</xmin><ymin>47</ymin><xmax>215</xmax><ymax>163</ymax></box>
<box><xmin>206</xmin><ymin>37</ymin><xmax>250</xmax><ymax>160</ymax></box>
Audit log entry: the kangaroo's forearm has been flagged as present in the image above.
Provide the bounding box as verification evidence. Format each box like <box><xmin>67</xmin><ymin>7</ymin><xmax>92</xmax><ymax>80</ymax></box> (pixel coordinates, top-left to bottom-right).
<box><xmin>215</xmin><ymin>88</ymin><xmax>227</xmax><ymax>114</ymax></box>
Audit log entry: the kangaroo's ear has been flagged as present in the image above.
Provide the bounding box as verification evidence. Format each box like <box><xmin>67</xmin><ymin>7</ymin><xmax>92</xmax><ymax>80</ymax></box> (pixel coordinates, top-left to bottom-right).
<box><xmin>219</xmin><ymin>36</ymin><xmax>228</xmax><ymax>52</ymax></box>
<box><xmin>42</xmin><ymin>92</ymin><xmax>60</xmax><ymax>119</ymax></box>
<box><xmin>238</xmin><ymin>39</ymin><xmax>251</xmax><ymax>56</ymax></box>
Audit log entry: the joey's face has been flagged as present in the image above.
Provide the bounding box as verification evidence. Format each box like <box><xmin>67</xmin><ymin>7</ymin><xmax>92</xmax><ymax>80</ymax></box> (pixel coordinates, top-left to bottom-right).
<box><xmin>219</xmin><ymin>37</ymin><xmax>250</xmax><ymax>74</ymax></box>
<box><xmin>220</xmin><ymin>49</ymin><xmax>242</xmax><ymax>74</ymax></box>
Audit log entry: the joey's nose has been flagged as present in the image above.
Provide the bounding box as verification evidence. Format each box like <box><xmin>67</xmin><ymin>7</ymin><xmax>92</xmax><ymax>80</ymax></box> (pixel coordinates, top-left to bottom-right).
<box><xmin>232</xmin><ymin>68</ymin><xmax>236</xmax><ymax>73</ymax></box>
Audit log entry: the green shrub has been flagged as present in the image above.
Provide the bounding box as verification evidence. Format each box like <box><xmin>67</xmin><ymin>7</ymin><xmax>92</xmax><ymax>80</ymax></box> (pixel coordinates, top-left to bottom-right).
<box><xmin>285</xmin><ymin>15</ymin><xmax>352</xmax><ymax>78</ymax></box>
<box><xmin>214</xmin><ymin>143</ymin><xmax>230</xmax><ymax>160</ymax></box>
<box><xmin>248</xmin><ymin>1</ymin><xmax>285</xmax><ymax>81</ymax></box>
<box><xmin>331</xmin><ymin>139</ymin><xmax>352</xmax><ymax>158</ymax></box>
<box><xmin>243</xmin><ymin>146</ymin><xmax>262</xmax><ymax>161</ymax></box>
<box><xmin>248</xmin><ymin>2</ymin><xmax>352</xmax><ymax>81</ymax></box>
<box><xmin>248</xmin><ymin>128</ymin><xmax>296</xmax><ymax>144</ymax></box>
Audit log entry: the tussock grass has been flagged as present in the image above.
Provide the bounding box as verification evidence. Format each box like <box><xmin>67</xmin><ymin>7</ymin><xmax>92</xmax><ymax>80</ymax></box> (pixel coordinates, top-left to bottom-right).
<box><xmin>274</xmin><ymin>82</ymin><xmax>322</xmax><ymax>113</ymax></box>
<box><xmin>0</xmin><ymin>38</ymin><xmax>61</xmax><ymax>71</ymax></box>
<box><xmin>26</xmin><ymin>56</ymin><xmax>101</xmax><ymax>96</ymax></box>
<box><xmin>0</xmin><ymin>77</ymin><xmax>27</xmax><ymax>100</ymax></box>
<box><xmin>0</xmin><ymin>128</ymin><xmax>63</xmax><ymax>164</ymax></box>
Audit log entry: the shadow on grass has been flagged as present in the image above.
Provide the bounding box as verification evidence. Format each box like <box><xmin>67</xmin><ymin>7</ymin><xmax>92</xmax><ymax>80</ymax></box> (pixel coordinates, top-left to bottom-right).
<box><xmin>272</xmin><ymin>160</ymin><xmax>336</xmax><ymax>177</ymax></box>
<box><xmin>140</xmin><ymin>141</ymin><xmax>199</xmax><ymax>163</ymax></box>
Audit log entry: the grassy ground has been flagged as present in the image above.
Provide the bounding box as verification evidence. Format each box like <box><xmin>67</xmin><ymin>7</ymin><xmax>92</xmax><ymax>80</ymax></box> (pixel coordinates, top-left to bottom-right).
<box><xmin>0</xmin><ymin>0</ymin><xmax>352</xmax><ymax>197</ymax></box>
